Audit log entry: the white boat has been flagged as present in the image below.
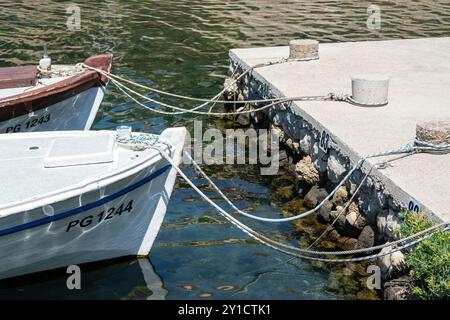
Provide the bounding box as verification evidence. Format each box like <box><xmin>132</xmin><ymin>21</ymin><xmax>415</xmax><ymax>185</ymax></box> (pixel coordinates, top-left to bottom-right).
<box><xmin>0</xmin><ymin>127</ymin><xmax>186</xmax><ymax>280</ymax></box>
<box><xmin>0</xmin><ymin>54</ymin><xmax>112</xmax><ymax>134</ymax></box>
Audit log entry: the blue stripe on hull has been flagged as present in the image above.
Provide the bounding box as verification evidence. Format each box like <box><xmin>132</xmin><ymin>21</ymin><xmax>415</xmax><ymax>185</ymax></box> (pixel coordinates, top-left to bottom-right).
<box><xmin>0</xmin><ymin>164</ymin><xmax>172</xmax><ymax>237</ymax></box>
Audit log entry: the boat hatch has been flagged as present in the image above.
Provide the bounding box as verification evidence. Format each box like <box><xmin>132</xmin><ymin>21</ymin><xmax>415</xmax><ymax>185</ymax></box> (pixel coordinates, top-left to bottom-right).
<box><xmin>0</xmin><ymin>66</ymin><xmax>38</xmax><ymax>89</ymax></box>
<box><xmin>44</xmin><ymin>132</ymin><xmax>115</xmax><ymax>168</ymax></box>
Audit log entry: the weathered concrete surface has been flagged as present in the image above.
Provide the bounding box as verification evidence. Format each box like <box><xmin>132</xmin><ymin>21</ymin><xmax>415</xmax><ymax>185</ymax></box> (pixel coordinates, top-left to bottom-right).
<box><xmin>230</xmin><ymin>38</ymin><xmax>450</xmax><ymax>222</ymax></box>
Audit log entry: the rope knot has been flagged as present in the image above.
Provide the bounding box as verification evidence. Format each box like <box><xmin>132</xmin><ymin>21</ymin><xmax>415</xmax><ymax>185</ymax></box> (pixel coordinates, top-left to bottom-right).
<box><xmin>75</xmin><ymin>63</ymin><xmax>85</xmax><ymax>72</ymax></box>
<box><xmin>401</xmin><ymin>143</ymin><xmax>415</xmax><ymax>153</ymax></box>
<box><xmin>329</xmin><ymin>92</ymin><xmax>348</xmax><ymax>101</ymax></box>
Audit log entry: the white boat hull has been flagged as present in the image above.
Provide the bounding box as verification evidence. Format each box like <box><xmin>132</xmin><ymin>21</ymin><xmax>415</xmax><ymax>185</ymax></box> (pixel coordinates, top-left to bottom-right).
<box><xmin>0</xmin><ymin>86</ymin><xmax>105</xmax><ymax>134</ymax></box>
<box><xmin>0</xmin><ymin>128</ymin><xmax>185</xmax><ymax>280</ymax></box>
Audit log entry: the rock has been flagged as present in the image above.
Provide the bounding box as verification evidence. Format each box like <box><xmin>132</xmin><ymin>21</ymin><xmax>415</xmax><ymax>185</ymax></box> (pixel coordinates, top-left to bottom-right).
<box><xmin>327</xmin><ymin>272</ymin><xmax>341</xmax><ymax>293</ymax></box>
<box><xmin>347</xmin><ymin>181</ymin><xmax>357</xmax><ymax>195</ymax></box>
<box><xmin>294</xmin><ymin>156</ymin><xmax>320</xmax><ymax>186</ymax></box>
<box><xmin>327</xmin><ymin>269</ymin><xmax>359</xmax><ymax>295</ymax></box>
<box><xmin>356</xmin><ymin>225</ymin><xmax>375</xmax><ymax>249</ymax></box>
<box><xmin>329</xmin><ymin>209</ymin><xmax>339</xmax><ymax>221</ymax></box>
<box><xmin>277</xmin><ymin>185</ymin><xmax>295</xmax><ymax>201</ymax></box>
<box><xmin>377</xmin><ymin>210</ymin><xmax>401</xmax><ymax>240</ymax></box>
<box><xmin>318</xmin><ymin>200</ymin><xmax>332</xmax><ymax>224</ymax></box>
<box><xmin>320</xmin><ymin>240</ymin><xmax>338</xmax><ymax>250</ymax></box>
<box><xmin>358</xmin><ymin>197</ymin><xmax>381</xmax><ymax>222</ymax></box>
<box><xmin>416</xmin><ymin>120</ymin><xmax>450</xmax><ymax>145</ymax></box>
<box><xmin>271</xmin><ymin>125</ymin><xmax>284</xmax><ymax>139</ymax></box>
<box><xmin>271</xmin><ymin>111</ymin><xmax>282</xmax><ymax>126</ymax></box>
<box><xmin>327</xmin><ymin>152</ymin><xmax>347</xmax><ymax>184</ymax></box>
<box><xmin>356</xmin><ymin>288</ymin><xmax>380</xmax><ymax>300</ymax></box>
<box><xmin>345</xmin><ymin>211</ymin><xmax>364</xmax><ymax>228</ymax></box>
<box><xmin>223</xmin><ymin>77</ymin><xmax>239</xmax><ymax>100</ymax></box>
<box><xmin>253</xmin><ymin>109</ymin><xmax>265</xmax><ymax>124</ymax></box>
<box><xmin>235</xmin><ymin>115</ymin><xmax>250</xmax><ymax>126</ymax></box>
<box><xmin>299</xmin><ymin>132</ymin><xmax>313</xmax><ymax>154</ymax></box>
<box><xmin>344</xmin><ymin>212</ymin><xmax>366</xmax><ymax>237</ymax></box>
<box><xmin>346</xmin><ymin>170</ymin><xmax>364</xmax><ymax>194</ymax></box>
<box><xmin>376</xmin><ymin>213</ymin><xmax>387</xmax><ymax>237</ymax></box>
<box><xmin>332</xmin><ymin>186</ymin><xmax>348</xmax><ymax>206</ymax></box>
<box><xmin>383</xmin><ymin>276</ymin><xmax>412</xmax><ymax>300</ymax></box>
<box><xmin>278</xmin><ymin>149</ymin><xmax>289</xmax><ymax>165</ymax></box>
<box><xmin>327</xmin><ymin>229</ymin><xmax>341</xmax><ymax>242</ymax></box>
<box><xmin>339</xmin><ymin>237</ymin><xmax>358</xmax><ymax>251</ymax></box>
<box><xmin>375</xmin><ymin>189</ymin><xmax>388</xmax><ymax>210</ymax></box>
<box><xmin>313</xmin><ymin>157</ymin><xmax>328</xmax><ymax>173</ymax></box>
<box><xmin>296</xmin><ymin>181</ymin><xmax>312</xmax><ymax>197</ymax></box>
<box><xmin>348</xmin><ymin>202</ymin><xmax>359</xmax><ymax>214</ymax></box>
<box><xmin>197</xmin><ymin>292</ymin><xmax>213</xmax><ymax>298</ymax></box>
<box><xmin>235</xmin><ymin>111</ymin><xmax>250</xmax><ymax>126</ymax></box>
<box><xmin>383</xmin><ymin>210</ymin><xmax>401</xmax><ymax>235</ymax></box>
<box><xmin>345</xmin><ymin>205</ymin><xmax>367</xmax><ymax>231</ymax></box>
<box><xmin>331</xmin><ymin>208</ymin><xmax>363</xmax><ymax>238</ymax></box>
<box><xmin>304</xmin><ymin>186</ymin><xmax>328</xmax><ymax>209</ymax></box>
<box><xmin>311</xmin><ymin>142</ymin><xmax>319</xmax><ymax>159</ymax></box>
<box><xmin>282</xmin><ymin>113</ymin><xmax>305</xmax><ymax>140</ymax></box>
<box><xmin>285</xmin><ymin>138</ymin><xmax>300</xmax><ymax>154</ymax></box>
<box><xmin>310</xmin><ymin>261</ymin><xmax>327</xmax><ymax>271</ymax></box>
<box><xmin>333</xmin><ymin>212</ymin><xmax>350</xmax><ymax>236</ymax></box>
<box><xmin>377</xmin><ymin>246</ymin><xmax>406</xmax><ymax>280</ymax></box>
<box><xmin>364</xmin><ymin>176</ymin><xmax>374</xmax><ymax>190</ymax></box>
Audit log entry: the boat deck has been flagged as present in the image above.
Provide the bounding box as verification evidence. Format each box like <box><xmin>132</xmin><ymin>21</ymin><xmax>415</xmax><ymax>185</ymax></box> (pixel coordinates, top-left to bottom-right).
<box><xmin>230</xmin><ymin>37</ymin><xmax>450</xmax><ymax>222</ymax></box>
<box><xmin>0</xmin><ymin>131</ymin><xmax>162</xmax><ymax>212</ymax></box>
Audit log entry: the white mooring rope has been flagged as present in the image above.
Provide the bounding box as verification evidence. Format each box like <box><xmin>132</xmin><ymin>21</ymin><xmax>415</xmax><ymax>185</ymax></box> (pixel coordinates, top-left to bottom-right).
<box><xmin>116</xmin><ymin>134</ymin><xmax>449</xmax><ymax>263</ymax></box>
<box><xmin>157</xmin><ymin>148</ymin><xmax>449</xmax><ymax>263</ymax></box>
<box><xmin>82</xmin><ymin>62</ymin><xmax>350</xmax><ymax>117</ymax></box>
<box><xmin>83</xmin><ymin>62</ymin><xmax>289</xmax><ymax>104</ymax></box>
<box><xmin>108</xmin><ymin>75</ymin><xmax>337</xmax><ymax>116</ymax></box>
<box><xmin>184</xmin><ymin>145</ymin><xmax>416</xmax><ymax>222</ymax></box>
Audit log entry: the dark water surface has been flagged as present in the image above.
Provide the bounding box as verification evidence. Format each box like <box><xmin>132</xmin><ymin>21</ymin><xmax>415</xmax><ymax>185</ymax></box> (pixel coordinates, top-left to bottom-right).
<box><xmin>0</xmin><ymin>0</ymin><xmax>449</xmax><ymax>299</ymax></box>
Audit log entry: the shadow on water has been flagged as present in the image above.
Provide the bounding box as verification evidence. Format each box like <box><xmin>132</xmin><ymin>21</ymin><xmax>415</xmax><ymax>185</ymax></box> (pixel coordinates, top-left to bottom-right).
<box><xmin>0</xmin><ymin>0</ymin><xmax>449</xmax><ymax>299</ymax></box>
<box><xmin>0</xmin><ymin>258</ymin><xmax>167</xmax><ymax>300</ymax></box>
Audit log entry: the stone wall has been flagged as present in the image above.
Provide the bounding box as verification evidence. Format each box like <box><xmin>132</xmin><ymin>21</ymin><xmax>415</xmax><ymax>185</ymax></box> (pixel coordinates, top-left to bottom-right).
<box><xmin>224</xmin><ymin>61</ymin><xmax>410</xmax><ymax>299</ymax></box>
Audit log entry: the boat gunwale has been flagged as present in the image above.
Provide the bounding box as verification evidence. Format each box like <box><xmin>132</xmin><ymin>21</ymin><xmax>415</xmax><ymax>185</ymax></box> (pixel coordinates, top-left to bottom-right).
<box><xmin>0</xmin><ymin>54</ymin><xmax>113</xmax><ymax>122</ymax></box>
<box><xmin>0</xmin><ymin>163</ymin><xmax>172</xmax><ymax>238</ymax></box>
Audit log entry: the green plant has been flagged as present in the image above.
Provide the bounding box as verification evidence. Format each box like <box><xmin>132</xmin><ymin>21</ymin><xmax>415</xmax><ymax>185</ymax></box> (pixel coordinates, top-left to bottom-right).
<box><xmin>399</xmin><ymin>211</ymin><xmax>450</xmax><ymax>300</ymax></box>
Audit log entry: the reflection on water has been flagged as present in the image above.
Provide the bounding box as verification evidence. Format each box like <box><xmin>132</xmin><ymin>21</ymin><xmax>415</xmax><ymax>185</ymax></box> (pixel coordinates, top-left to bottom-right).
<box><xmin>0</xmin><ymin>258</ymin><xmax>167</xmax><ymax>300</ymax></box>
<box><xmin>0</xmin><ymin>0</ymin><xmax>449</xmax><ymax>299</ymax></box>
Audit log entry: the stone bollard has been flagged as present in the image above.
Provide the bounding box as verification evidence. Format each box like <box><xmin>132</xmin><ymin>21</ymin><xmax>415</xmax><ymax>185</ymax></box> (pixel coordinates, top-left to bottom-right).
<box><xmin>416</xmin><ymin>120</ymin><xmax>450</xmax><ymax>145</ymax></box>
<box><xmin>289</xmin><ymin>39</ymin><xmax>319</xmax><ymax>61</ymax></box>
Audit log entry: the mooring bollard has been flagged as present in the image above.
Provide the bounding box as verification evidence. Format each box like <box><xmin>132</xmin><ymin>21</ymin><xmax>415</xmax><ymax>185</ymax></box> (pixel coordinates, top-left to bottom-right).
<box><xmin>349</xmin><ymin>74</ymin><xmax>390</xmax><ymax>106</ymax></box>
<box><xmin>289</xmin><ymin>39</ymin><xmax>319</xmax><ymax>61</ymax></box>
<box><xmin>416</xmin><ymin>120</ymin><xmax>450</xmax><ymax>145</ymax></box>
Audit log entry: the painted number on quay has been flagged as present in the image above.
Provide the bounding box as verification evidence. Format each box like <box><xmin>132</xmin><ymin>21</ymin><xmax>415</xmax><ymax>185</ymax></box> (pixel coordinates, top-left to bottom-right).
<box><xmin>408</xmin><ymin>199</ymin><xmax>421</xmax><ymax>213</ymax></box>
<box><xmin>319</xmin><ymin>129</ymin><xmax>331</xmax><ymax>153</ymax></box>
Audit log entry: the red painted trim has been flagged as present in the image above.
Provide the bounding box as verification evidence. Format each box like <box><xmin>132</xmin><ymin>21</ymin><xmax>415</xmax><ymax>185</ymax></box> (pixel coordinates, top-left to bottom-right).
<box><xmin>0</xmin><ymin>54</ymin><xmax>113</xmax><ymax>122</ymax></box>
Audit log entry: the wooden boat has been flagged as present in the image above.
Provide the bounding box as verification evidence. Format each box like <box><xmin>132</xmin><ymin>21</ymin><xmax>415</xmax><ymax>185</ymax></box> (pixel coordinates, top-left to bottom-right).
<box><xmin>0</xmin><ymin>54</ymin><xmax>112</xmax><ymax>134</ymax></box>
<box><xmin>0</xmin><ymin>127</ymin><xmax>186</xmax><ymax>280</ymax></box>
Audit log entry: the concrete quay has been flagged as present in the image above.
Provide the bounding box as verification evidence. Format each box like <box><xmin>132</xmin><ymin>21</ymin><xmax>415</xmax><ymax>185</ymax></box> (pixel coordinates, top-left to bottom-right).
<box><xmin>229</xmin><ymin>37</ymin><xmax>450</xmax><ymax>223</ymax></box>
